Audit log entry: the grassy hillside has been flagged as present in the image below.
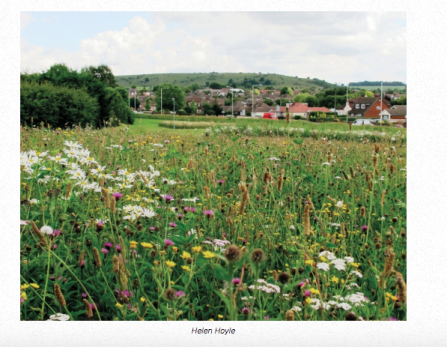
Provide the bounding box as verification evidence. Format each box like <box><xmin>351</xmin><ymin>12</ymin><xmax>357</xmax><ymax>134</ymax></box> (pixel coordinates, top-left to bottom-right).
<box><xmin>351</xmin><ymin>85</ymin><xmax>406</xmax><ymax>91</ymax></box>
<box><xmin>115</xmin><ymin>72</ymin><xmax>335</xmax><ymax>91</ymax></box>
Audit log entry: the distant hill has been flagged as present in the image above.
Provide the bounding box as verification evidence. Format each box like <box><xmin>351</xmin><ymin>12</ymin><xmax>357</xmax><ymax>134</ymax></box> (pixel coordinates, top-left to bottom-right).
<box><xmin>115</xmin><ymin>72</ymin><xmax>335</xmax><ymax>91</ymax></box>
<box><xmin>349</xmin><ymin>81</ymin><xmax>406</xmax><ymax>87</ymax></box>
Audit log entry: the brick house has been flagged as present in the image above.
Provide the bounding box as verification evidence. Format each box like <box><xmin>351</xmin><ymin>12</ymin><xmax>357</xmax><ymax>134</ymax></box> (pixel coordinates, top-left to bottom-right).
<box><xmin>348</xmin><ymin>97</ymin><xmax>391</xmax><ymax>118</ymax></box>
<box><xmin>288</xmin><ymin>103</ymin><xmax>331</xmax><ymax>119</ymax></box>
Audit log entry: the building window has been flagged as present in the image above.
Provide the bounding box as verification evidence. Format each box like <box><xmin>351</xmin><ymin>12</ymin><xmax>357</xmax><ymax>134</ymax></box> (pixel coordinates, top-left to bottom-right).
<box><xmin>355</xmin><ymin>104</ymin><xmax>359</xmax><ymax>109</ymax></box>
<box><xmin>361</xmin><ymin>104</ymin><xmax>365</xmax><ymax>109</ymax></box>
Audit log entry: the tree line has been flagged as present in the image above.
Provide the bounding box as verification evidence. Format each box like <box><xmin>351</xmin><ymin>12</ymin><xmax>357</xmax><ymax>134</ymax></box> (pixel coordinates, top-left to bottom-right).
<box><xmin>20</xmin><ymin>64</ymin><xmax>135</xmax><ymax>128</ymax></box>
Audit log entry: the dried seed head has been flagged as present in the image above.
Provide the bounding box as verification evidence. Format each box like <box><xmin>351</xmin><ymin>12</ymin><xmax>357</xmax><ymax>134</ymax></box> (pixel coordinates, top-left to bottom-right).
<box><xmin>224</xmin><ymin>245</ymin><xmax>240</xmax><ymax>262</ymax></box>
<box><xmin>112</xmin><ymin>255</ymin><xmax>120</xmax><ymax>273</ymax></box>
<box><xmin>278</xmin><ymin>272</ymin><xmax>290</xmax><ymax>284</ymax></box>
<box><xmin>272</xmin><ymin>270</ymin><xmax>278</xmax><ymax>282</ymax></box>
<box><xmin>165</xmin><ymin>288</ymin><xmax>177</xmax><ymax>301</ymax></box>
<box><xmin>110</xmin><ymin>196</ymin><xmax>116</xmax><ymax>214</ymax></box>
<box><xmin>65</xmin><ymin>181</ymin><xmax>72</xmax><ymax>199</ymax></box>
<box><xmin>396</xmin><ymin>272</ymin><xmax>407</xmax><ymax>304</ymax></box>
<box><xmin>93</xmin><ymin>247</ymin><xmax>102</xmax><ymax>268</ymax></box>
<box><xmin>251</xmin><ymin>249</ymin><xmax>265</xmax><ymax>264</ymax></box>
<box><xmin>360</xmin><ymin>206</ymin><xmax>366</xmax><ymax>218</ymax></box>
<box><xmin>54</xmin><ymin>283</ymin><xmax>66</xmax><ymax>307</ymax></box>
<box><xmin>83</xmin><ymin>299</ymin><xmax>93</xmax><ymax>318</ymax></box>
<box><xmin>345</xmin><ymin>311</ymin><xmax>357</xmax><ymax>321</ymax></box>
<box><xmin>285</xmin><ymin>310</ymin><xmax>294</xmax><ymax>321</ymax></box>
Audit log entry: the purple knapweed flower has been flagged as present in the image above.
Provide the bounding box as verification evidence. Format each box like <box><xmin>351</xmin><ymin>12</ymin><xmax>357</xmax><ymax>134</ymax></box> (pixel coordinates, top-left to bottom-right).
<box><xmin>164</xmin><ymin>194</ymin><xmax>174</xmax><ymax>202</ymax></box>
<box><xmin>304</xmin><ymin>290</ymin><xmax>311</xmax><ymax>297</ymax></box>
<box><xmin>164</xmin><ymin>140</ymin><xmax>170</xmax><ymax>144</ymax></box>
<box><xmin>176</xmin><ymin>291</ymin><xmax>185</xmax><ymax>297</ymax></box>
<box><xmin>264</xmin><ymin>316</ymin><xmax>270</xmax><ymax>320</ymax></box>
<box><xmin>149</xmin><ymin>227</ymin><xmax>155</xmax><ymax>231</ymax></box>
<box><xmin>169</xmin><ymin>222</ymin><xmax>177</xmax><ymax>228</ymax></box>
<box><xmin>232</xmin><ymin>278</ymin><xmax>241</xmax><ymax>285</ymax></box>
<box><xmin>361</xmin><ymin>225</ymin><xmax>368</xmax><ymax>231</ymax></box>
<box><xmin>82</xmin><ymin>293</ymin><xmax>87</xmax><ymax>298</ymax></box>
<box><xmin>101</xmin><ymin>248</ymin><xmax>108</xmax><ymax>255</ymax></box>
<box><xmin>203</xmin><ymin>210</ymin><xmax>214</xmax><ymax>218</ymax></box>
<box><xmin>241</xmin><ymin>307</ymin><xmax>250</xmax><ymax>315</ymax></box>
<box><xmin>165</xmin><ymin>239</ymin><xmax>175</xmax><ymax>246</ymax></box>
<box><xmin>53</xmin><ymin>229</ymin><xmax>60</xmax><ymax>236</ymax></box>
<box><xmin>298</xmin><ymin>281</ymin><xmax>306</xmax><ymax>288</ymax></box>
<box><xmin>116</xmin><ymin>244</ymin><xmax>121</xmax><ymax>252</ymax></box>
<box><xmin>113</xmin><ymin>192</ymin><xmax>123</xmax><ymax>201</ymax></box>
<box><xmin>104</xmin><ymin>242</ymin><xmax>113</xmax><ymax>250</ymax></box>
<box><xmin>218</xmin><ymin>180</ymin><xmax>225</xmax><ymax>185</ymax></box>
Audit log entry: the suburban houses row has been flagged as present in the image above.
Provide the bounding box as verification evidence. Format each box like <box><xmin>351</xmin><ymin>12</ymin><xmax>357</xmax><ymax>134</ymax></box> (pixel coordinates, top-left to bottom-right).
<box><xmin>128</xmin><ymin>87</ymin><xmax>406</xmax><ymax>123</ymax></box>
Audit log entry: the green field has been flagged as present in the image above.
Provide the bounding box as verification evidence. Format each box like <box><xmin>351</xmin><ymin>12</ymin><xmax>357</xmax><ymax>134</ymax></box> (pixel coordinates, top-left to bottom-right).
<box><xmin>128</xmin><ymin>117</ymin><xmax>405</xmax><ymax>136</ymax></box>
<box><xmin>115</xmin><ymin>72</ymin><xmax>335</xmax><ymax>91</ymax></box>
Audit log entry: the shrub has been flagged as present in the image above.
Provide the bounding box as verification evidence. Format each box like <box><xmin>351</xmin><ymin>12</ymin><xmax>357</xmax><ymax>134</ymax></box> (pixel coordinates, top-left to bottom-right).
<box><xmin>178</xmin><ymin>110</ymin><xmax>187</xmax><ymax>115</ymax></box>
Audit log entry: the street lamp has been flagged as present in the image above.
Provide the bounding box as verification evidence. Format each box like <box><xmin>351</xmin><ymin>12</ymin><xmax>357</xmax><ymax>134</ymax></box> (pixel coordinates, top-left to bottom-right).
<box><xmin>161</xmin><ymin>87</ymin><xmax>169</xmax><ymax>115</ymax></box>
<box><xmin>172</xmin><ymin>98</ymin><xmax>175</xmax><ymax>129</ymax></box>
<box><xmin>252</xmin><ymin>84</ymin><xmax>262</xmax><ymax>117</ymax></box>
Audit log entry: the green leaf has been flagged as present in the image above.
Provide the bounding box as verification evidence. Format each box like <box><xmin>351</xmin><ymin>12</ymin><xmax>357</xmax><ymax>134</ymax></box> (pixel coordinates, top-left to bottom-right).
<box><xmin>326</xmin><ymin>242</ymin><xmax>337</xmax><ymax>249</ymax></box>
<box><xmin>214</xmin><ymin>290</ymin><xmax>230</xmax><ymax>307</ymax></box>
<box><xmin>293</xmin><ymin>138</ymin><xmax>304</xmax><ymax>145</ymax></box>
<box><xmin>182</xmin><ymin>274</ymin><xmax>189</xmax><ymax>285</ymax></box>
<box><xmin>213</xmin><ymin>264</ymin><xmax>231</xmax><ymax>282</ymax></box>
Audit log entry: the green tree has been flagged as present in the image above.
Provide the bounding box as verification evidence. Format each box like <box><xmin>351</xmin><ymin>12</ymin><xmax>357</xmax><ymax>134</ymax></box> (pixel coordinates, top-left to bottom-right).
<box><xmin>280</xmin><ymin>87</ymin><xmax>293</xmax><ymax>96</ymax></box>
<box><xmin>263</xmin><ymin>98</ymin><xmax>273</xmax><ymax>106</ymax></box>
<box><xmin>190</xmin><ymin>83</ymin><xmax>200</xmax><ymax>92</ymax></box>
<box><xmin>212</xmin><ymin>103</ymin><xmax>223</xmax><ymax>116</ymax></box>
<box><xmin>253</xmin><ymin>88</ymin><xmax>260</xmax><ymax>95</ymax></box>
<box><xmin>189</xmin><ymin>101</ymin><xmax>198</xmax><ymax>114</ymax></box>
<box><xmin>81</xmin><ymin>64</ymin><xmax>117</xmax><ymax>87</ymax></box>
<box><xmin>131</xmin><ymin>83</ymin><xmax>137</xmax><ymax>89</ymax></box>
<box><xmin>154</xmin><ymin>83</ymin><xmax>186</xmax><ymax>112</ymax></box>
<box><xmin>209</xmin><ymin>82</ymin><xmax>222</xmax><ymax>89</ymax></box>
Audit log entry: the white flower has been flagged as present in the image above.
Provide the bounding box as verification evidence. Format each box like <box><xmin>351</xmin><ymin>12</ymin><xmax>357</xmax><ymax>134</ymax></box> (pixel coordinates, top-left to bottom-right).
<box><xmin>289</xmin><ymin>225</ymin><xmax>295</xmax><ymax>230</ymax></box>
<box><xmin>337</xmin><ymin>303</ymin><xmax>352</xmax><ymax>311</ymax></box>
<box><xmin>336</xmin><ymin>201</ymin><xmax>343</xmax><ymax>208</ymax></box>
<box><xmin>391</xmin><ymin>137</ymin><xmax>395</xmax><ymax>141</ymax></box>
<box><xmin>49</xmin><ymin>313</ymin><xmax>70</xmax><ymax>321</ymax></box>
<box><xmin>331</xmin><ymin>258</ymin><xmax>346</xmax><ymax>271</ymax></box>
<box><xmin>322</xmin><ymin>162</ymin><xmax>331</xmax><ymax>166</ymax></box>
<box><xmin>291</xmin><ymin>306</ymin><xmax>302</xmax><ymax>312</ymax></box>
<box><xmin>268</xmin><ymin>157</ymin><xmax>280</xmax><ymax>161</ymax></box>
<box><xmin>344</xmin><ymin>256</ymin><xmax>354</xmax><ymax>263</ymax></box>
<box><xmin>317</xmin><ymin>263</ymin><xmax>330</xmax><ymax>271</ymax></box>
<box><xmin>335</xmin><ymin>176</ymin><xmax>342</xmax><ymax>179</ymax></box>
<box><xmin>182</xmin><ymin>197</ymin><xmax>200</xmax><ymax>202</ymax></box>
<box><xmin>319</xmin><ymin>251</ymin><xmax>337</xmax><ymax>261</ymax></box>
<box><xmin>350</xmin><ymin>271</ymin><xmax>363</xmax><ymax>278</ymax></box>
<box><xmin>40</xmin><ymin>226</ymin><xmax>53</xmax><ymax>235</ymax></box>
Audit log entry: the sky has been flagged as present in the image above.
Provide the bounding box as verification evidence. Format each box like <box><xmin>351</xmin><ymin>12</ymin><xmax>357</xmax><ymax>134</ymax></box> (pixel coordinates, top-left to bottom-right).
<box><xmin>20</xmin><ymin>11</ymin><xmax>406</xmax><ymax>84</ymax></box>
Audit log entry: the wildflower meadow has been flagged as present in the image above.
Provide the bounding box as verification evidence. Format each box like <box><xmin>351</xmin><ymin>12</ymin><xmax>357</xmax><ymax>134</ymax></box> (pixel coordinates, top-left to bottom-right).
<box><xmin>20</xmin><ymin>122</ymin><xmax>406</xmax><ymax>321</ymax></box>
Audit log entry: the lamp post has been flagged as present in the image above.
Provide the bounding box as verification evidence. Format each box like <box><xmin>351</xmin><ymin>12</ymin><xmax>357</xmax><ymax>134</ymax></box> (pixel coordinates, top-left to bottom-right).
<box><xmin>172</xmin><ymin>98</ymin><xmax>175</xmax><ymax>130</ymax></box>
<box><xmin>252</xmin><ymin>84</ymin><xmax>262</xmax><ymax>117</ymax></box>
<box><xmin>231</xmin><ymin>89</ymin><xmax>233</xmax><ymax>117</ymax></box>
<box><xmin>380</xmin><ymin>81</ymin><xmax>383</xmax><ymax>127</ymax></box>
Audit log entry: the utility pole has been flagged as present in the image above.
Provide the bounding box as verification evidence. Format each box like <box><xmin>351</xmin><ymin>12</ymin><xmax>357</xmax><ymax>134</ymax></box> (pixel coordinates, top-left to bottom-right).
<box><xmin>161</xmin><ymin>88</ymin><xmax>163</xmax><ymax>115</ymax></box>
<box><xmin>252</xmin><ymin>84</ymin><xmax>262</xmax><ymax>117</ymax></box>
<box><xmin>380</xmin><ymin>81</ymin><xmax>383</xmax><ymax>127</ymax></box>
<box><xmin>172</xmin><ymin>98</ymin><xmax>175</xmax><ymax>130</ymax></box>
<box><xmin>346</xmin><ymin>83</ymin><xmax>349</xmax><ymax>124</ymax></box>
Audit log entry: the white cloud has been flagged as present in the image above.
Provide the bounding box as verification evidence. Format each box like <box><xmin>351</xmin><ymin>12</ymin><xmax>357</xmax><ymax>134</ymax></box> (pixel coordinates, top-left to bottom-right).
<box><xmin>20</xmin><ymin>12</ymin><xmax>406</xmax><ymax>83</ymax></box>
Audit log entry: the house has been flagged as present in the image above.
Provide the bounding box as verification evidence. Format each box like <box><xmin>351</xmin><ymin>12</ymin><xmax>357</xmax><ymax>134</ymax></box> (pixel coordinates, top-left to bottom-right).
<box><xmin>253</xmin><ymin>103</ymin><xmax>278</xmax><ymax>117</ymax></box>
<box><xmin>347</xmin><ymin>97</ymin><xmax>391</xmax><ymax>118</ymax></box>
<box><xmin>379</xmin><ymin>105</ymin><xmax>407</xmax><ymax>123</ymax></box>
<box><xmin>288</xmin><ymin>103</ymin><xmax>331</xmax><ymax>119</ymax></box>
<box><xmin>223</xmin><ymin>102</ymin><xmax>245</xmax><ymax>116</ymax></box>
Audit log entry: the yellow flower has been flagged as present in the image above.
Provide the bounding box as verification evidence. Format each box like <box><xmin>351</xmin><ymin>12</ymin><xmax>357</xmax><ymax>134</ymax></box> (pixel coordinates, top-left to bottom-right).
<box><xmin>181</xmin><ymin>251</ymin><xmax>191</xmax><ymax>259</ymax></box>
<box><xmin>305</xmin><ymin>260</ymin><xmax>315</xmax><ymax>266</ymax></box>
<box><xmin>170</xmin><ymin>281</ymin><xmax>174</xmax><ymax>285</ymax></box>
<box><xmin>320</xmin><ymin>256</ymin><xmax>327</xmax><ymax>262</ymax></box>
<box><xmin>140</xmin><ymin>242</ymin><xmax>153</xmax><ymax>249</ymax></box>
<box><xmin>305</xmin><ymin>297</ymin><xmax>312</xmax><ymax>304</ymax></box>
<box><xmin>21</xmin><ymin>291</ymin><xmax>27</xmax><ymax>300</ymax></box>
<box><xmin>20</xmin><ymin>284</ymin><xmax>30</xmax><ymax>291</ymax></box>
<box><xmin>154</xmin><ymin>260</ymin><xmax>160</xmax><ymax>266</ymax></box>
<box><xmin>309</xmin><ymin>288</ymin><xmax>320</xmax><ymax>294</ymax></box>
<box><xmin>330</xmin><ymin>276</ymin><xmax>339</xmax><ymax>284</ymax></box>
<box><xmin>192</xmin><ymin>246</ymin><xmax>202</xmax><ymax>253</ymax></box>
<box><xmin>130</xmin><ymin>241</ymin><xmax>138</xmax><ymax>249</ymax></box>
<box><xmin>165</xmin><ymin>260</ymin><xmax>176</xmax><ymax>268</ymax></box>
<box><xmin>181</xmin><ymin>265</ymin><xmax>191</xmax><ymax>272</ymax></box>
<box><xmin>140</xmin><ymin>297</ymin><xmax>146</xmax><ymax>303</ymax></box>
<box><xmin>202</xmin><ymin>251</ymin><xmax>215</xmax><ymax>259</ymax></box>
<box><xmin>218</xmin><ymin>314</ymin><xmax>223</xmax><ymax>319</ymax></box>
<box><xmin>341</xmin><ymin>279</ymin><xmax>345</xmax><ymax>284</ymax></box>
<box><xmin>30</xmin><ymin>283</ymin><xmax>39</xmax><ymax>289</ymax></box>
<box><xmin>172</xmin><ymin>246</ymin><xmax>178</xmax><ymax>253</ymax></box>
<box><xmin>116</xmin><ymin>303</ymin><xmax>123</xmax><ymax>308</ymax></box>
<box><xmin>350</xmin><ymin>263</ymin><xmax>361</xmax><ymax>268</ymax></box>
<box><xmin>160</xmin><ymin>250</ymin><xmax>166</xmax><ymax>256</ymax></box>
